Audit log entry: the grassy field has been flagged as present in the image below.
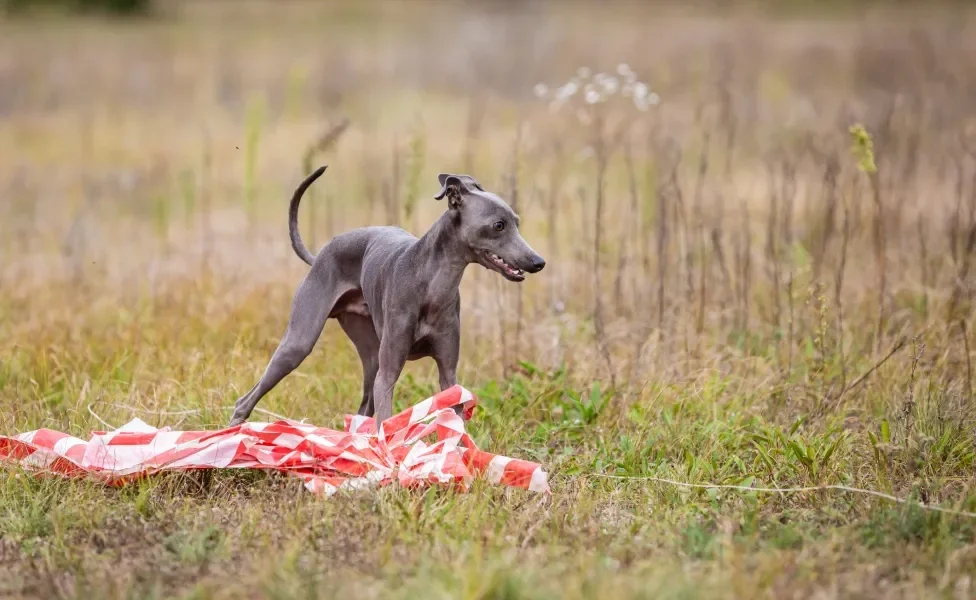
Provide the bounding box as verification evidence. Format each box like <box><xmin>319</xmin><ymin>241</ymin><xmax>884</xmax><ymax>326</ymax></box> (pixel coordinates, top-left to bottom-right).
<box><xmin>2</xmin><ymin>1</ymin><xmax>976</xmax><ymax>598</ymax></box>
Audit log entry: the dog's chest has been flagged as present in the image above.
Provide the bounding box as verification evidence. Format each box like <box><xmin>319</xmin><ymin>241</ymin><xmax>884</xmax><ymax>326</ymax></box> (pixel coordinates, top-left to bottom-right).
<box><xmin>413</xmin><ymin>297</ymin><xmax>459</xmax><ymax>341</ymax></box>
<box><xmin>414</xmin><ymin>311</ymin><xmax>444</xmax><ymax>341</ymax></box>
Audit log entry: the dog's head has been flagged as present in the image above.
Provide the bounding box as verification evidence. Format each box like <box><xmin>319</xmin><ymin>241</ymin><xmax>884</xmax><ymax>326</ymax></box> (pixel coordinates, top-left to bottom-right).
<box><xmin>434</xmin><ymin>173</ymin><xmax>545</xmax><ymax>282</ymax></box>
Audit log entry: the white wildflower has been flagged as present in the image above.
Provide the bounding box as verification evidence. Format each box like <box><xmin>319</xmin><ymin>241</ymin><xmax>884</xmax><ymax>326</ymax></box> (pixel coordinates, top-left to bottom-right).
<box><xmin>617</xmin><ymin>63</ymin><xmax>631</xmax><ymax>76</ymax></box>
<box><xmin>602</xmin><ymin>76</ymin><xmax>619</xmax><ymax>95</ymax></box>
<box><xmin>533</xmin><ymin>83</ymin><xmax>548</xmax><ymax>98</ymax></box>
<box><xmin>633</xmin><ymin>82</ymin><xmax>649</xmax><ymax>100</ymax></box>
<box><xmin>585</xmin><ymin>89</ymin><xmax>601</xmax><ymax>104</ymax></box>
<box><xmin>648</xmin><ymin>92</ymin><xmax>661</xmax><ymax>105</ymax></box>
<box><xmin>556</xmin><ymin>81</ymin><xmax>578</xmax><ymax>102</ymax></box>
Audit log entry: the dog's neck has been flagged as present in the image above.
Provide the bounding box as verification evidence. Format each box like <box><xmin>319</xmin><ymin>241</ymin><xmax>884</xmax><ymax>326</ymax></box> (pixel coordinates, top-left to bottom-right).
<box><xmin>412</xmin><ymin>210</ymin><xmax>472</xmax><ymax>303</ymax></box>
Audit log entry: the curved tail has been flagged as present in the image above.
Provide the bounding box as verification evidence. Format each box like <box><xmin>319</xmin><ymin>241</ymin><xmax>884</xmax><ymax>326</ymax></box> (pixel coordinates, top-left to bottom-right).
<box><xmin>289</xmin><ymin>165</ymin><xmax>328</xmax><ymax>266</ymax></box>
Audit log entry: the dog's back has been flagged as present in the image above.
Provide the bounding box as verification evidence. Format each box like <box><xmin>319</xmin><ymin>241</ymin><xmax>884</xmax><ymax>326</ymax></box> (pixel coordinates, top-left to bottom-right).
<box><xmin>315</xmin><ymin>225</ymin><xmax>414</xmax><ymax>280</ymax></box>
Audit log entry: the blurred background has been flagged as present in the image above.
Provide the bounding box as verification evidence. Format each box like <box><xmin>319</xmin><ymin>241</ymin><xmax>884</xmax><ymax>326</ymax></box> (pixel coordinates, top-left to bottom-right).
<box><xmin>3</xmin><ymin>2</ymin><xmax>976</xmax><ymax>597</ymax></box>
<box><xmin>1</xmin><ymin>0</ymin><xmax>975</xmax><ymax>413</ymax></box>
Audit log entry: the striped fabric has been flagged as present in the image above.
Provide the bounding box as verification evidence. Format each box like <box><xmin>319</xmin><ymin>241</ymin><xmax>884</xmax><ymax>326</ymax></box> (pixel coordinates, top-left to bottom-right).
<box><xmin>0</xmin><ymin>385</ymin><xmax>550</xmax><ymax>497</ymax></box>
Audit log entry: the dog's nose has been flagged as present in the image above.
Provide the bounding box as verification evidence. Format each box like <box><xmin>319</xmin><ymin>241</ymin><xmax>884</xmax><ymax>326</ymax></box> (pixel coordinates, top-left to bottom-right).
<box><xmin>527</xmin><ymin>256</ymin><xmax>546</xmax><ymax>273</ymax></box>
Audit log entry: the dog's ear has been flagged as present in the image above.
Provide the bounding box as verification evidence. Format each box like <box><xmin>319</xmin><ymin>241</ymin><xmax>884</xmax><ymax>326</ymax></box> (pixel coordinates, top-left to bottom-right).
<box><xmin>458</xmin><ymin>175</ymin><xmax>485</xmax><ymax>192</ymax></box>
<box><xmin>434</xmin><ymin>173</ymin><xmax>467</xmax><ymax>208</ymax></box>
<box><xmin>458</xmin><ymin>174</ymin><xmax>484</xmax><ymax>191</ymax></box>
<box><xmin>435</xmin><ymin>173</ymin><xmax>484</xmax><ymax>204</ymax></box>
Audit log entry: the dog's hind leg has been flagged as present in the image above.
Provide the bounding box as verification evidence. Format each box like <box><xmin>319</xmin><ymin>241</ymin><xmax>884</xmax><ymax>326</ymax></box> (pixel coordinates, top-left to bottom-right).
<box><xmin>337</xmin><ymin>313</ymin><xmax>380</xmax><ymax>417</ymax></box>
<box><xmin>228</xmin><ymin>265</ymin><xmax>339</xmax><ymax>426</ymax></box>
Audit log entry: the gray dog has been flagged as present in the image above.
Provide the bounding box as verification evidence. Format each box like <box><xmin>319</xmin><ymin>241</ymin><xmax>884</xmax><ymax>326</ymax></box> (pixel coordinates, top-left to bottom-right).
<box><xmin>228</xmin><ymin>166</ymin><xmax>546</xmax><ymax>427</ymax></box>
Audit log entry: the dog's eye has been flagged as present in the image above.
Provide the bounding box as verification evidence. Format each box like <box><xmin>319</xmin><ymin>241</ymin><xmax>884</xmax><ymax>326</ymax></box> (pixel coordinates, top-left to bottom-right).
<box><xmin>493</xmin><ymin>221</ymin><xmax>505</xmax><ymax>232</ymax></box>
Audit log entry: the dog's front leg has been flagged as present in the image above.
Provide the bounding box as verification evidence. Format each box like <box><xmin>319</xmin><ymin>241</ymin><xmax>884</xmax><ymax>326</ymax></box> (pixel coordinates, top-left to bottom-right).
<box><xmin>433</xmin><ymin>328</ymin><xmax>459</xmax><ymax>383</ymax></box>
<box><xmin>433</xmin><ymin>329</ymin><xmax>465</xmax><ymax>416</ymax></box>
<box><xmin>371</xmin><ymin>320</ymin><xmax>415</xmax><ymax>426</ymax></box>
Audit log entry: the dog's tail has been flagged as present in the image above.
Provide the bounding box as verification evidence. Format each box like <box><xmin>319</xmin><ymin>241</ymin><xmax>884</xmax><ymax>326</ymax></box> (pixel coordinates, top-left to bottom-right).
<box><xmin>289</xmin><ymin>165</ymin><xmax>327</xmax><ymax>266</ymax></box>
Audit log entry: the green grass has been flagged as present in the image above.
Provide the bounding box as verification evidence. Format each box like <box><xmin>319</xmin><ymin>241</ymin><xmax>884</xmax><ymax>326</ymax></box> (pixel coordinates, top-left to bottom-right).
<box><xmin>2</xmin><ymin>1</ymin><xmax>976</xmax><ymax>598</ymax></box>
<box><xmin>2</xmin><ymin>277</ymin><xmax>974</xmax><ymax>598</ymax></box>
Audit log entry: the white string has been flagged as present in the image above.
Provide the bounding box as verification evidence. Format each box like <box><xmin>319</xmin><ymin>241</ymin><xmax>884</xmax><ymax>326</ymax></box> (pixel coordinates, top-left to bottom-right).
<box><xmin>589</xmin><ymin>473</ymin><xmax>976</xmax><ymax>519</ymax></box>
<box><xmin>245</xmin><ymin>406</ymin><xmax>295</xmax><ymax>422</ymax></box>
<box><xmin>86</xmin><ymin>402</ymin><xmax>296</xmax><ymax>430</ymax></box>
<box><xmin>86</xmin><ymin>404</ymin><xmax>118</xmax><ymax>430</ymax></box>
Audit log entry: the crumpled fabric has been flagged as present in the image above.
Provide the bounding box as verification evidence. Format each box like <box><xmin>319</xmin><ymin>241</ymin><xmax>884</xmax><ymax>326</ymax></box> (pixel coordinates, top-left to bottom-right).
<box><xmin>0</xmin><ymin>385</ymin><xmax>550</xmax><ymax>496</ymax></box>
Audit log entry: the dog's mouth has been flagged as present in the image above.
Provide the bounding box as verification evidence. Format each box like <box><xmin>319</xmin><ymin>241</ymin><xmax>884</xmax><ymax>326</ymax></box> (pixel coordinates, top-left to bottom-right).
<box><xmin>481</xmin><ymin>250</ymin><xmax>526</xmax><ymax>282</ymax></box>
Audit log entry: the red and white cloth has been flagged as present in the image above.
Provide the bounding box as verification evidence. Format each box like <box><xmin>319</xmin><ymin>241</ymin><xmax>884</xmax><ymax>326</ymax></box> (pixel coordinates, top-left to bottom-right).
<box><xmin>0</xmin><ymin>385</ymin><xmax>550</xmax><ymax>496</ymax></box>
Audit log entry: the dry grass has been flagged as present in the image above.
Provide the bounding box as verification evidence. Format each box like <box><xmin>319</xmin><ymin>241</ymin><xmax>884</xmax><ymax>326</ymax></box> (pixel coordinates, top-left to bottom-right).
<box><xmin>1</xmin><ymin>1</ymin><xmax>976</xmax><ymax>598</ymax></box>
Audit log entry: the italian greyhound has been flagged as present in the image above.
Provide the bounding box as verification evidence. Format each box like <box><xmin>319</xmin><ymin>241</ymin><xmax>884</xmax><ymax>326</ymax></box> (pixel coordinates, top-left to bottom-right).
<box><xmin>228</xmin><ymin>166</ymin><xmax>546</xmax><ymax>427</ymax></box>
